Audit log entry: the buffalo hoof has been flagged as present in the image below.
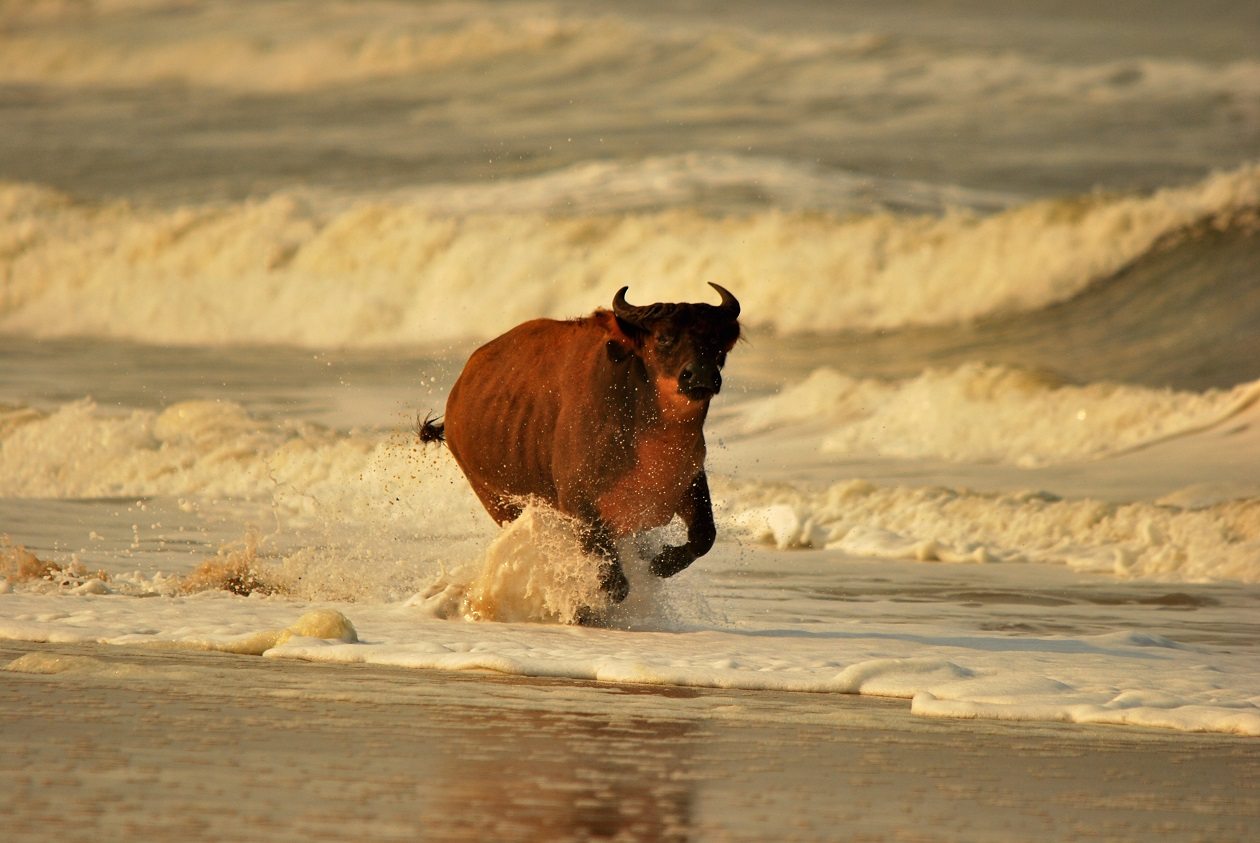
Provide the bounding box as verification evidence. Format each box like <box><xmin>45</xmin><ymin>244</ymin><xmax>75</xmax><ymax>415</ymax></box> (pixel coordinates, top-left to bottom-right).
<box><xmin>599</xmin><ymin>563</ymin><xmax>630</xmax><ymax>603</ymax></box>
<box><xmin>649</xmin><ymin>544</ymin><xmax>694</xmax><ymax>578</ymax></box>
<box><xmin>573</xmin><ymin>605</ymin><xmax>610</xmax><ymax>627</ymax></box>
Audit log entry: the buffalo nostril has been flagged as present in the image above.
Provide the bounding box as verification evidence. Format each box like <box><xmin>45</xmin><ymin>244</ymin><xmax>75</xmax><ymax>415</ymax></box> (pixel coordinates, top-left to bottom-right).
<box><xmin>678</xmin><ymin>364</ymin><xmax>721</xmax><ymax>400</ymax></box>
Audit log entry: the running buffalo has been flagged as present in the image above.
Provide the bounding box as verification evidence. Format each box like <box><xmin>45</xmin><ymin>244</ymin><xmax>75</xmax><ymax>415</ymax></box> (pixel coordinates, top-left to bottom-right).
<box><xmin>420</xmin><ymin>284</ymin><xmax>741</xmax><ymax>605</ymax></box>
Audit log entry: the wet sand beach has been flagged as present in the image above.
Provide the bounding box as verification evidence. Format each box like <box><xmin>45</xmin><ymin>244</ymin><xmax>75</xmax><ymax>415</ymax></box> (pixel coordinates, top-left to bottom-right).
<box><xmin>4</xmin><ymin>2</ymin><xmax>1260</xmax><ymax>839</ymax></box>
<box><xmin>2</xmin><ymin>640</ymin><xmax>1255</xmax><ymax>843</ymax></box>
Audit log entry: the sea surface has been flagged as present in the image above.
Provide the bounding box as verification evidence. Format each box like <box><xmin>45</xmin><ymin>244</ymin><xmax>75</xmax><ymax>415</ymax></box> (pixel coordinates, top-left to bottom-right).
<box><xmin>2</xmin><ymin>0</ymin><xmax>1259</xmax><ymax>737</ymax></box>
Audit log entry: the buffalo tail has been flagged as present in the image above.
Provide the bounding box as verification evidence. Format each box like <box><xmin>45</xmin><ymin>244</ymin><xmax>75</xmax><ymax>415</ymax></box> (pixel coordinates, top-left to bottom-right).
<box><xmin>416</xmin><ymin>412</ymin><xmax>446</xmax><ymax>445</ymax></box>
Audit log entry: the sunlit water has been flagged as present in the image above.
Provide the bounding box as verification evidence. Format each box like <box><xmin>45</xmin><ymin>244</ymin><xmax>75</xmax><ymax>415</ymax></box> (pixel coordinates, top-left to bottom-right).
<box><xmin>2</xmin><ymin>0</ymin><xmax>1259</xmax><ymax>738</ymax></box>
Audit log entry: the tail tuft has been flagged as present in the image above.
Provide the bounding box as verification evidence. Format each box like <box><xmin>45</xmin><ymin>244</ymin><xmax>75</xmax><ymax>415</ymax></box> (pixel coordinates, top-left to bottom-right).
<box><xmin>416</xmin><ymin>411</ymin><xmax>446</xmax><ymax>445</ymax></box>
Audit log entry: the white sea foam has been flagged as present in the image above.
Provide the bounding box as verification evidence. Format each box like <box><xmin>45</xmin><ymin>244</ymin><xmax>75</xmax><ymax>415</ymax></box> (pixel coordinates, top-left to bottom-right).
<box><xmin>3</xmin><ymin>164</ymin><xmax>1257</xmax><ymax>346</ymax></box>
<box><xmin>2</xmin><ymin>393</ymin><xmax>1258</xmax><ymax>735</ymax></box>
<box><xmin>0</xmin><ymin>398</ymin><xmax>373</xmax><ymax>501</ymax></box>
<box><xmin>415</xmin><ymin>505</ymin><xmax>606</xmax><ymax>626</ymax></box>
<box><xmin>733</xmin><ymin>364</ymin><xmax>1260</xmax><ymax>467</ymax></box>
<box><xmin>726</xmin><ymin>478</ymin><xmax>1260</xmax><ymax>583</ymax></box>
<box><xmin>4</xmin><ymin>397</ymin><xmax>1258</xmax><ymax>585</ymax></box>
<box><xmin>1</xmin><ymin>587</ymin><xmax>1257</xmax><ymax>736</ymax></box>
<box><xmin>0</xmin><ymin>398</ymin><xmax>486</xmax><ymax>554</ymax></box>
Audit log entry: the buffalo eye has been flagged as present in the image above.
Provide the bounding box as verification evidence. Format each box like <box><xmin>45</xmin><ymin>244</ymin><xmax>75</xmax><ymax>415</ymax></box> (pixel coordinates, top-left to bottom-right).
<box><xmin>656</xmin><ymin>333</ymin><xmax>677</xmax><ymax>350</ymax></box>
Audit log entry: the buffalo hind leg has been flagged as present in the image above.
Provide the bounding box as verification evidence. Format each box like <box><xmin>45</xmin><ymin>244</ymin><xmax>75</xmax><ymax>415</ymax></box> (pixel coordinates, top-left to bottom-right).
<box><xmin>481</xmin><ymin>492</ymin><xmax>523</xmax><ymax>526</ymax></box>
<box><xmin>650</xmin><ymin>472</ymin><xmax>717</xmax><ymax>578</ymax></box>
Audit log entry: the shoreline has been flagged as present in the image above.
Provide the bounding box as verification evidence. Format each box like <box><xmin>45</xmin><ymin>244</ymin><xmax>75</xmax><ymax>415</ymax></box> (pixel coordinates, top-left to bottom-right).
<box><xmin>2</xmin><ymin>639</ymin><xmax>1255</xmax><ymax>842</ymax></box>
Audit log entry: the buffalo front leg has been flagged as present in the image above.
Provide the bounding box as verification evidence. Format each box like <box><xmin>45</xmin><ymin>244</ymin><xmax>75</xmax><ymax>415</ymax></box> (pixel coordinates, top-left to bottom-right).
<box><xmin>574</xmin><ymin>501</ymin><xmax>630</xmax><ymax>603</ymax></box>
<box><xmin>650</xmin><ymin>472</ymin><xmax>717</xmax><ymax>578</ymax></box>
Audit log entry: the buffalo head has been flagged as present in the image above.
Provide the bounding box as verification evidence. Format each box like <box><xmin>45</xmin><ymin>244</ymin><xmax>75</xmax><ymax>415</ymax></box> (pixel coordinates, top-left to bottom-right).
<box><xmin>611</xmin><ymin>283</ymin><xmax>741</xmax><ymax>402</ymax></box>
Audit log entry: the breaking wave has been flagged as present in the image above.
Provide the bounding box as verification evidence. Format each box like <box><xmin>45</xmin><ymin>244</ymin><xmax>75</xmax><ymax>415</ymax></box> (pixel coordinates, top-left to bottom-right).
<box><xmin>0</xmin><ymin>398</ymin><xmax>483</xmax><ymax>538</ymax></box>
<box><xmin>0</xmin><ymin>3</ymin><xmax>597</xmax><ymax>92</ymax></box>
<box><xmin>731</xmin><ymin>364</ymin><xmax>1260</xmax><ymax>467</ymax></box>
<box><xmin>5</xmin><ymin>0</ymin><xmax>1258</xmax><ymax>108</ymax></box>
<box><xmin>2</xmin><ymin>163</ymin><xmax>1257</xmax><ymax>346</ymax></box>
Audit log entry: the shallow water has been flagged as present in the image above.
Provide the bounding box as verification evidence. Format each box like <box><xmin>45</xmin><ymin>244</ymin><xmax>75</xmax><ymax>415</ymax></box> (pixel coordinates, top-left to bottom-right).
<box><xmin>2</xmin><ymin>0</ymin><xmax>1259</xmax><ymax>741</ymax></box>
<box><xmin>6</xmin><ymin>639</ymin><xmax>1257</xmax><ymax>843</ymax></box>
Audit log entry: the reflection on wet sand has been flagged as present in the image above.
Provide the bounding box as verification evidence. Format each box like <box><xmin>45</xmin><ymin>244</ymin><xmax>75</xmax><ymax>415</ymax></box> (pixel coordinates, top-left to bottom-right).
<box><xmin>430</xmin><ymin>707</ymin><xmax>695</xmax><ymax>842</ymax></box>
<box><xmin>2</xmin><ymin>641</ymin><xmax>1257</xmax><ymax>843</ymax></box>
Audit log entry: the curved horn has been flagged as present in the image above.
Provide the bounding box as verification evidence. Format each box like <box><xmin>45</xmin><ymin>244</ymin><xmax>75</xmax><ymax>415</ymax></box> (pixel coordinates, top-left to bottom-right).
<box><xmin>612</xmin><ymin>286</ymin><xmax>649</xmax><ymax>326</ymax></box>
<box><xmin>708</xmin><ymin>282</ymin><xmax>741</xmax><ymax>319</ymax></box>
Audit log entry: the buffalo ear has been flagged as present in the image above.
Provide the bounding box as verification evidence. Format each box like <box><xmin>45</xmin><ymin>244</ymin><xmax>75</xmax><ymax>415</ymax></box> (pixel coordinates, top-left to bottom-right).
<box><xmin>605</xmin><ymin>339</ymin><xmax>633</xmax><ymax>364</ymax></box>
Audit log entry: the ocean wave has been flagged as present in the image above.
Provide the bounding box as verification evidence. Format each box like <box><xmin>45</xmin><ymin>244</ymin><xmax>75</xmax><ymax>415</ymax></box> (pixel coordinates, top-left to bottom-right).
<box><xmin>3</xmin><ymin>398</ymin><xmax>1258</xmax><ymax>584</ymax></box>
<box><xmin>729</xmin><ymin>364</ymin><xmax>1260</xmax><ymax>467</ymax></box>
<box><xmin>0</xmin><ymin>2</ymin><xmax>596</xmax><ymax>92</ymax></box>
<box><xmin>372</xmin><ymin>153</ymin><xmax>1018</xmax><ymax>216</ymax></box>
<box><xmin>5</xmin><ymin>0</ymin><xmax>1258</xmax><ymax>112</ymax></box>
<box><xmin>0</xmin><ymin>398</ymin><xmax>481</xmax><ymax>533</ymax></box>
<box><xmin>2</xmin><ymin>164</ymin><xmax>1256</xmax><ymax>345</ymax></box>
